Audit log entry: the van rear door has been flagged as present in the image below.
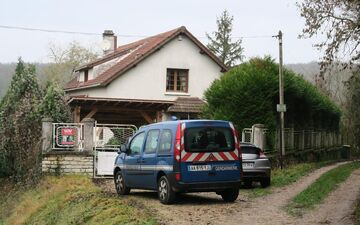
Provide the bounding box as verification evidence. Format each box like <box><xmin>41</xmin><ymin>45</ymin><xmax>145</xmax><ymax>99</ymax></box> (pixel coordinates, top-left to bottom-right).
<box><xmin>180</xmin><ymin>121</ymin><xmax>241</xmax><ymax>183</ymax></box>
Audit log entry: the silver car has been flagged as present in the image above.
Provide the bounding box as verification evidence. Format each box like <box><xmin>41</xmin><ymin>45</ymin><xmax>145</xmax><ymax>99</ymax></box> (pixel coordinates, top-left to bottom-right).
<box><xmin>241</xmin><ymin>142</ymin><xmax>271</xmax><ymax>188</ymax></box>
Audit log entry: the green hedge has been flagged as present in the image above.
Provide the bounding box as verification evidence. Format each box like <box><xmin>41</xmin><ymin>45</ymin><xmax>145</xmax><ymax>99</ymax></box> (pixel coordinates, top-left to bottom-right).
<box><xmin>203</xmin><ymin>57</ymin><xmax>341</xmax><ymax>132</ymax></box>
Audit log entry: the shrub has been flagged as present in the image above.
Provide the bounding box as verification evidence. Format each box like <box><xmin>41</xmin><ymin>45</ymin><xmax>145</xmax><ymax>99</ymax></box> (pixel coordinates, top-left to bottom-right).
<box><xmin>203</xmin><ymin>57</ymin><xmax>341</xmax><ymax>132</ymax></box>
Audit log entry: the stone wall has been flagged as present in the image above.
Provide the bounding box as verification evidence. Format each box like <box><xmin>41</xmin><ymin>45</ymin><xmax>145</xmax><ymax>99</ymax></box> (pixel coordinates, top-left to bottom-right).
<box><xmin>42</xmin><ymin>152</ymin><xmax>93</xmax><ymax>176</ymax></box>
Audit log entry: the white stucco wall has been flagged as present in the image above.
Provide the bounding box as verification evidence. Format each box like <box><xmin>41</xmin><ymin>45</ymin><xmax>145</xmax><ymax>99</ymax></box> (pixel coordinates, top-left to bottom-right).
<box><xmin>68</xmin><ymin>35</ymin><xmax>223</xmax><ymax>101</ymax></box>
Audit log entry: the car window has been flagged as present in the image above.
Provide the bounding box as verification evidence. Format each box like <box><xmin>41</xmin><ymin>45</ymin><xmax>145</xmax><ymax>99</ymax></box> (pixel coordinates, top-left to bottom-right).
<box><xmin>158</xmin><ymin>129</ymin><xmax>172</xmax><ymax>154</ymax></box>
<box><xmin>144</xmin><ymin>129</ymin><xmax>160</xmax><ymax>154</ymax></box>
<box><xmin>184</xmin><ymin>127</ymin><xmax>234</xmax><ymax>152</ymax></box>
<box><xmin>129</xmin><ymin>132</ymin><xmax>145</xmax><ymax>155</ymax></box>
<box><xmin>241</xmin><ymin>146</ymin><xmax>261</xmax><ymax>154</ymax></box>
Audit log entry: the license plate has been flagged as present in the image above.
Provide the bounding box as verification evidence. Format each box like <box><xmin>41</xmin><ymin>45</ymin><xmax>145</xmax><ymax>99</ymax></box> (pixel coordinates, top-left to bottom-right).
<box><xmin>188</xmin><ymin>165</ymin><xmax>212</xmax><ymax>171</ymax></box>
<box><xmin>243</xmin><ymin>162</ymin><xmax>254</xmax><ymax>168</ymax></box>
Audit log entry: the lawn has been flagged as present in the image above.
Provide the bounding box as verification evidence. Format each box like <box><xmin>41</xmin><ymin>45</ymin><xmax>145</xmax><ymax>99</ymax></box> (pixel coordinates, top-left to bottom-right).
<box><xmin>286</xmin><ymin>161</ymin><xmax>360</xmax><ymax>216</ymax></box>
<box><xmin>242</xmin><ymin>160</ymin><xmax>334</xmax><ymax>198</ymax></box>
<box><xmin>0</xmin><ymin>176</ymin><xmax>156</xmax><ymax>225</ymax></box>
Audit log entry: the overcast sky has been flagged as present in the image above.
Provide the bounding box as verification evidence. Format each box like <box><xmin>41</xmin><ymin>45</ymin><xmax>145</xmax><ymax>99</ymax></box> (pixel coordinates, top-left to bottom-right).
<box><xmin>0</xmin><ymin>0</ymin><xmax>324</xmax><ymax>64</ymax></box>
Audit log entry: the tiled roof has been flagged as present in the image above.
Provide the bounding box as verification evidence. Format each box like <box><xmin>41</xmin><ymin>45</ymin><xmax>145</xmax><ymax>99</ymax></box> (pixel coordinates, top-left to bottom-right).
<box><xmin>64</xmin><ymin>26</ymin><xmax>228</xmax><ymax>91</ymax></box>
<box><xmin>167</xmin><ymin>97</ymin><xmax>205</xmax><ymax>113</ymax></box>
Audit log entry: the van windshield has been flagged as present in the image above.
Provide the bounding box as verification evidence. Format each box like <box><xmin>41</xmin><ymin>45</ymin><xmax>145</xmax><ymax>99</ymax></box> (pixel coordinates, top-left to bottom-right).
<box><xmin>184</xmin><ymin>127</ymin><xmax>235</xmax><ymax>152</ymax></box>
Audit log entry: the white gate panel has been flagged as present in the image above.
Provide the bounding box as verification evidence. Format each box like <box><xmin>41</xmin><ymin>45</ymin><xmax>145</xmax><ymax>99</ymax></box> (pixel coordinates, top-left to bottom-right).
<box><xmin>94</xmin><ymin>123</ymin><xmax>137</xmax><ymax>177</ymax></box>
<box><xmin>96</xmin><ymin>151</ymin><xmax>119</xmax><ymax>175</ymax></box>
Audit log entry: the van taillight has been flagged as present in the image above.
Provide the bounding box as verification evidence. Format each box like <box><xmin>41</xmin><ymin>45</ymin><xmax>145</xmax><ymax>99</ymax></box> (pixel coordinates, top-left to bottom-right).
<box><xmin>174</xmin><ymin>123</ymin><xmax>182</xmax><ymax>163</ymax></box>
<box><xmin>235</xmin><ymin>129</ymin><xmax>242</xmax><ymax>160</ymax></box>
<box><xmin>230</xmin><ymin>123</ymin><xmax>241</xmax><ymax>161</ymax></box>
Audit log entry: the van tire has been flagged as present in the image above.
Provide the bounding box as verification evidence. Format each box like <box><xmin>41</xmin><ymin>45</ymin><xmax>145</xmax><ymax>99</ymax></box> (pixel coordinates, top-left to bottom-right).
<box><xmin>220</xmin><ymin>188</ymin><xmax>239</xmax><ymax>202</ymax></box>
<box><xmin>114</xmin><ymin>171</ymin><xmax>130</xmax><ymax>195</ymax></box>
<box><xmin>158</xmin><ymin>176</ymin><xmax>176</xmax><ymax>204</ymax></box>
<box><xmin>260</xmin><ymin>177</ymin><xmax>271</xmax><ymax>188</ymax></box>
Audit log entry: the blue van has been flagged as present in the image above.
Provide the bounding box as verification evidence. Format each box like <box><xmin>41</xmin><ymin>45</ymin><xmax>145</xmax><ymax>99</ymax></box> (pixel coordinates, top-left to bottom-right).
<box><xmin>113</xmin><ymin>120</ymin><xmax>242</xmax><ymax>204</ymax></box>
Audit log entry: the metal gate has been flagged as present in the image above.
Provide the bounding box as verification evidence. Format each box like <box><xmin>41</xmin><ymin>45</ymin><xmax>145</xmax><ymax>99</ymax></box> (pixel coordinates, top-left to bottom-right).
<box><xmin>94</xmin><ymin>123</ymin><xmax>137</xmax><ymax>177</ymax></box>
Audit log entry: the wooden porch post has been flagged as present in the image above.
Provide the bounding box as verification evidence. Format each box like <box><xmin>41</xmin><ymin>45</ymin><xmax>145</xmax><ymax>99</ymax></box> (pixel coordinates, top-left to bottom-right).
<box><xmin>81</xmin><ymin>108</ymin><xmax>98</xmax><ymax>122</ymax></box>
<box><xmin>139</xmin><ymin>111</ymin><xmax>153</xmax><ymax>124</ymax></box>
<box><xmin>73</xmin><ymin>106</ymin><xmax>81</xmax><ymax>123</ymax></box>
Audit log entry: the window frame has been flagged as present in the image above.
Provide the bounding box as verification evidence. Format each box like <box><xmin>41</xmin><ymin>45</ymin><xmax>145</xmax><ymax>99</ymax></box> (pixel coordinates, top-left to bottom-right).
<box><xmin>166</xmin><ymin>68</ymin><xmax>189</xmax><ymax>93</ymax></box>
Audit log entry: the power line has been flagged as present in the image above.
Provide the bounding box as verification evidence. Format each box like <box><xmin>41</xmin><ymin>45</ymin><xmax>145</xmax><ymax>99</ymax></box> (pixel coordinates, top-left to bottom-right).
<box><xmin>0</xmin><ymin>24</ymin><xmax>274</xmax><ymax>39</ymax></box>
<box><xmin>0</xmin><ymin>25</ymin><xmax>101</xmax><ymax>36</ymax></box>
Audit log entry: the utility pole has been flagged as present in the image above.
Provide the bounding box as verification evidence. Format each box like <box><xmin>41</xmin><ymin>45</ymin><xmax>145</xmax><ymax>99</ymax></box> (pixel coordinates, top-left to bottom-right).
<box><xmin>274</xmin><ymin>30</ymin><xmax>286</xmax><ymax>169</ymax></box>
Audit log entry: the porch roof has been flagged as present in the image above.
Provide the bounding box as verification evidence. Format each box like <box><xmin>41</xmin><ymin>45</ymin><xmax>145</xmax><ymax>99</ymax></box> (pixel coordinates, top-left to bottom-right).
<box><xmin>67</xmin><ymin>96</ymin><xmax>174</xmax><ymax>110</ymax></box>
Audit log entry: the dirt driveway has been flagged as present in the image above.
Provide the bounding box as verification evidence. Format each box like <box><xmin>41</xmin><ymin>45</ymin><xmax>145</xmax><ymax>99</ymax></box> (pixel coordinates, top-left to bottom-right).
<box><xmin>98</xmin><ymin>161</ymin><xmax>360</xmax><ymax>225</ymax></box>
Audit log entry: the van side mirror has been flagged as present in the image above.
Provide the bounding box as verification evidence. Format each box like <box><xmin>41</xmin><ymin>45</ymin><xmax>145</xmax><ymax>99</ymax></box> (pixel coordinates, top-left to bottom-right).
<box><xmin>118</xmin><ymin>144</ymin><xmax>128</xmax><ymax>154</ymax></box>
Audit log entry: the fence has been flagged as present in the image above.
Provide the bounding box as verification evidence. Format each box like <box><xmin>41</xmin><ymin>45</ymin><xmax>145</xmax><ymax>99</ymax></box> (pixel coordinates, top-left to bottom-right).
<box><xmin>278</xmin><ymin>129</ymin><xmax>342</xmax><ymax>153</ymax></box>
<box><xmin>94</xmin><ymin>123</ymin><xmax>137</xmax><ymax>150</ymax></box>
<box><xmin>242</xmin><ymin>127</ymin><xmax>342</xmax><ymax>154</ymax></box>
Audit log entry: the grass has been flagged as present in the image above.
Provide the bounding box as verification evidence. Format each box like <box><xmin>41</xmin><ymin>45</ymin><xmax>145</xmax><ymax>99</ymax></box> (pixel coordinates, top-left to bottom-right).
<box><xmin>355</xmin><ymin>200</ymin><xmax>360</xmax><ymax>225</ymax></box>
<box><xmin>243</xmin><ymin>161</ymin><xmax>334</xmax><ymax>198</ymax></box>
<box><xmin>0</xmin><ymin>176</ymin><xmax>156</xmax><ymax>225</ymax></box>
<box><xmin>356</xmin><ymin>200</ymin><xmax>360</xmax><ymax>225</ymax></box>
<box><xmin>286</xmin><ymin>161</ymin><xmax>360</xmax><ymax>216</ymax></box>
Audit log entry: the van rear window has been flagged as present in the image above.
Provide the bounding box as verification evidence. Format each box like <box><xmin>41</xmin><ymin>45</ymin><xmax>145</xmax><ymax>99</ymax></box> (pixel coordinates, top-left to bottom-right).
<box><xmin>184</xmin><ymin>127</ymin><xmax>235</xmax><ymax>152</ymax></box>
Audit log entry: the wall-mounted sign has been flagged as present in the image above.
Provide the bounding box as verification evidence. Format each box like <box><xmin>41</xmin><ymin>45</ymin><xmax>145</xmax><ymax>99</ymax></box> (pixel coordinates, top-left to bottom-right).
<box><xmin>60</xmin><ymin>127</ymin><xmax>76</xmax><ymax>145</ymax></box>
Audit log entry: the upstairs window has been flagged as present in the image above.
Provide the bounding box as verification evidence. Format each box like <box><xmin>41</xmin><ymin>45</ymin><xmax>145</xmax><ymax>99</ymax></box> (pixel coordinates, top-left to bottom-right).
<box><xmin>84</xmin><ymin>70</ymin><xmax>89</xmax><ymax>82</ymax></box>
<box><xmin>166</xmin><ymin>69</ymin><xmax>188</xmax><ymax>92</ymax></box>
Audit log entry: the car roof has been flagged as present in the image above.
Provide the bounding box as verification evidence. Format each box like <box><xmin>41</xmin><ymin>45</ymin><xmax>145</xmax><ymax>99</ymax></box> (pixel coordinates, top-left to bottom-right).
<box><xmin>139</xmin><ymin>119</ymin><xmax>231</xmax><ymax>130</ymax></box>
<box><xmin>240</xmin><ymin>142</ymin><xmax>258</xmax><ymax>147</ymax></box>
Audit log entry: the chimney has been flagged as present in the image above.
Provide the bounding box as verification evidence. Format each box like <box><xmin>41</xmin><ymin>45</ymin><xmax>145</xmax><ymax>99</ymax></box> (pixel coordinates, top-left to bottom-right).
<box><xmin>102</xmin><ymin>30</ymin><xmax>117</xmax><ymax>55</ymax></box>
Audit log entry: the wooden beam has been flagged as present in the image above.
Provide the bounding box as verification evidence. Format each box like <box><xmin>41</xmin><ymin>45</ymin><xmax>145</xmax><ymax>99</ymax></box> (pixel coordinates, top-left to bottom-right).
<box><xmin>73</xmin><ymin>106</ymin><xmax>81</xmax><ymax>123</ymax></box>
<box><xmin>80</xmin><ymin>106</ymin><xmax>158</xmax><ymax>113</ymax></box>
<box><xmin>81</xmin><ymin>108</ymin><xmax>98</xmax><ymax>121</ymax></box>
<box><xmin>139</xmin><ymin>111</ymin><xmax>153</xmax><ymax>124</ymax></box>
<box><xmin>156</xmin><ymin>111</ymin><xmax>163</xmax><ymax>122</ymax></box>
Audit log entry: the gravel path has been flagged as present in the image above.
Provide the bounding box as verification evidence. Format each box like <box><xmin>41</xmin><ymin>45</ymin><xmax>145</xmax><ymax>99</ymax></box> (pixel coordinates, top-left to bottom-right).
<box><xmin>97</xmin><ymin>161</ymin><xmax>359</xmax><ymax>225</ymax></box>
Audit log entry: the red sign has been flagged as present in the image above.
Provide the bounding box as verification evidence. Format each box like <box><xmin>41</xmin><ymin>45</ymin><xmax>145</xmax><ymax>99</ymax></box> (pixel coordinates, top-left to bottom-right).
<box><xmin>60</xmin><ymin>127</ymin><xmax>76</xmax><ymax>145</ymax></box>
<box><xmin>61</xmin><ymin>128</ymin><xmax>75</xmax><ymax>136</ymax></box>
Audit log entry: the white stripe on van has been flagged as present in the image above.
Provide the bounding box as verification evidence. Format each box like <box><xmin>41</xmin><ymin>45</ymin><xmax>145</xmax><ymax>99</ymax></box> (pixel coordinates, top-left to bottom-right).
<box><xmin>186</xmin><ymin>153</ymin><xmax>198</xmax><ymax>162</ymax></box>
<box><xmin>199</xmin><ymin>153</ymin><xmax>210</xmax><ymax>161</ymax></box>
<box><xmin>213</xmin><ymin>152</ymin><xmax>223</xmax><ymax>161</ymax></box>
<box><xmin>224</xmin><ymin>152</ymin><xmax>234</xmax><ymax>160</ymax></box>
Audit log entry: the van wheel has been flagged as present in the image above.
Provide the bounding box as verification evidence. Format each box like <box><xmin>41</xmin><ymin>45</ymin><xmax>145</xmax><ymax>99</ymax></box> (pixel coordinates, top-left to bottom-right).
<box><xmin>114</xmin><ymin>171</ymin><xmax>130</xmax><ymax>195</ymax></box>
<box><xmin>158</xmin><ymin>176</ymin><xmax>176</xmax><ymax>204</ymax></box>
<box><xmin>220</xmin><ymin>189</ymin><xmax>239</xmax><ymax>202</ymax></box>
<box><xmin>260</xmin><ymin>177</ymin><xmax>271</xmax><ymax>188</ymax></box>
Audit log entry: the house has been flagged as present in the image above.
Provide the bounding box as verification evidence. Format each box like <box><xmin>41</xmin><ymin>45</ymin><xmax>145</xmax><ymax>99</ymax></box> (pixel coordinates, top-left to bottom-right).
<box><xmin>64</xmin><ymin>26</ymin><xmax>228</xmax><ymax>126</ymax></box>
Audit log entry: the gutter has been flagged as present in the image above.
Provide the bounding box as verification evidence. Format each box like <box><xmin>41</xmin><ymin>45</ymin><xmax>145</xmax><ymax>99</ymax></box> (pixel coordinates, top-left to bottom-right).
<box><xmin>64</xmin><ymin>83</ymin><xmax>101</xmax><ymax>92</ymax></box>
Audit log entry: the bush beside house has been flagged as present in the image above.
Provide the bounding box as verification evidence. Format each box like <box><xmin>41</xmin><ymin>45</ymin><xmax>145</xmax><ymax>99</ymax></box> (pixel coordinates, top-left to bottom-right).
<box><xmin>203</xmin><ymin>57</ymin><xmax>341</xmax><ymax>132</ymax></box>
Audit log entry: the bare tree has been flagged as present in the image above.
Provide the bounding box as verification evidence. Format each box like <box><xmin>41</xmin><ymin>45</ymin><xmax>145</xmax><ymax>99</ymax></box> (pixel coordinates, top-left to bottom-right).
<box><xmin>44</xmin><ymin>41</ymin><xmax>98</xmax><ymax>85</ymax></box>
<box><xmin>297</xmin><ymin>0</ymin><xmax>360</xmax><ymax>70</ymax></box>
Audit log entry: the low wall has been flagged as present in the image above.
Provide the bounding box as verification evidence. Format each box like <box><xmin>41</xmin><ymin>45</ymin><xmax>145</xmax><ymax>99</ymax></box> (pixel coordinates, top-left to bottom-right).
<box><xmin>42</xmin><ymin>151</ymin><xmax>94</xmax><ymax>176</ymax></box>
